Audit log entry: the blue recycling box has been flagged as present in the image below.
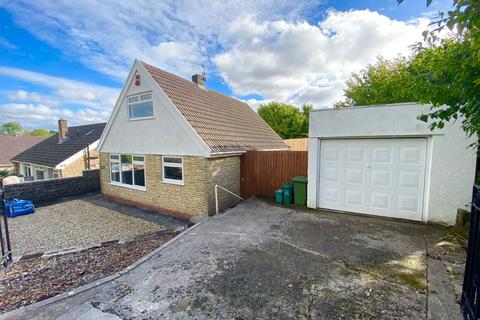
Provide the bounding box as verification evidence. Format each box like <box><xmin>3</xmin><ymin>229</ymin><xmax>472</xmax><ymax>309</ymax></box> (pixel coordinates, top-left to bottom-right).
<box><xmin>4</xmin><ymin>199</ymin><xmax>35</xmax><ymax>218</ymax></box>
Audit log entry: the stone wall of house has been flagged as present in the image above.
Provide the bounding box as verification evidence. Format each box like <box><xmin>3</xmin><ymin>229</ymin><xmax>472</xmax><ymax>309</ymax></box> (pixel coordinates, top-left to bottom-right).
<box><xmin>3</xmin><ymin>169</ymin><xmax>100</xmax><ymax>206</ymax></box>
<box><xmin>206</xmin><ymin>156</ymin><xmax>241</xmax><ymax>215</ymax></box>
<box><xmin>60</xmin><ymin>147</ymin><xmax>100</xmax><ymax>178</ymax></box>
<box><xmin>89</xmin><ymin>149</ymin><xmax>100</xmax><ymax>169</ymax></box>
<box><xmin>61</xmin><ymin>155</ymin><xmax>87</xmax><ymax>178</ymax></box>
<box><xmin>99</xmin><ymin>153</ymin><xmax>209</xmax><ymax>216</ymax></box>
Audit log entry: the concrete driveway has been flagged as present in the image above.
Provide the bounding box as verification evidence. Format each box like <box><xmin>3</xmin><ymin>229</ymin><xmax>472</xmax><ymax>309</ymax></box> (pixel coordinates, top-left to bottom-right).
<box><xmin>1</xmin><ymin>198</ymin><xmax>463</xmax><ymax>319</ymax></box>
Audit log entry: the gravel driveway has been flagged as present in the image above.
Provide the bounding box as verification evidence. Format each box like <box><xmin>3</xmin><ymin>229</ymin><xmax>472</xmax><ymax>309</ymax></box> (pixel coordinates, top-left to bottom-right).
<box><xmin>8</xmin><ymin>199</ymin><xmax>166</xmax><ymax>256</ymax></box>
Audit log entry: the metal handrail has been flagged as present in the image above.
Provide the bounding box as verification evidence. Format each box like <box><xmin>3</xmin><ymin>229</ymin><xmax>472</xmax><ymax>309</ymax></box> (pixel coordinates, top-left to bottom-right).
<box><xmin>215</xmin><ymin>184</ymin><xmax>244</xmax><ymax>215</ymax></box>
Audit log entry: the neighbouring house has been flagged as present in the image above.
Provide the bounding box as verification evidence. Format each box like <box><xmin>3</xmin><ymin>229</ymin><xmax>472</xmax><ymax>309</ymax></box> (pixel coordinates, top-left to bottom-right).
<box><xmin>98</xmin><ymin>60</ymin><xmax>288</xmax><ymax>218</ymax></box>
<box><xmin>0</xmin><ymin>135</ymin><xmax>47</xmax><ymax>172</ymax></box>
<box><xmin>307</xmin><ymin>102</ymin><xmax>476</xmax><ymax>225</ymax></box>
<box><xmin>284</xmin><ymin>138</ymin><xmax>308</xmax><ymax>151</ymax></box>
<box><xmin>11</xmin><ymin>120</ymin><xmax>106</xmax><ymax>181</ymax></box>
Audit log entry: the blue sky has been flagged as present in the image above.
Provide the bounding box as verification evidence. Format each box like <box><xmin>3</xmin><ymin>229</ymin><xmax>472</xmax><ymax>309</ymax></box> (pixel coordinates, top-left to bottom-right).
<box><xmin>0</xmin><ymin>0</ymin><xmax>453</xmax><ymax>130</ymax></box>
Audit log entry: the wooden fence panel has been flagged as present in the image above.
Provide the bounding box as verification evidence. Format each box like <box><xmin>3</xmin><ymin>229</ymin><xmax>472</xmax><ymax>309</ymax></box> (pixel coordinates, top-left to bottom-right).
<box><xmin>283</xmin><ymin>138</ymin><xmax>308</xmax><ymax>151</ymax></box>
<box><xmin>240</xmin><ymin>150</ymin><xmax>308</xmax><ymax>198</ymax></box>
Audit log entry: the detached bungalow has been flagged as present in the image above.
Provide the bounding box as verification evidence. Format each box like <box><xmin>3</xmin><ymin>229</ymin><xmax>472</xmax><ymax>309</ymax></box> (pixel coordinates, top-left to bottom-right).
<box><xmin>12</xmin><ymin>120</ymin><xmax>106</xmax><ymax>180</ymax></box>
<box><xmin>98</xmin><ymin>60</ymin><xmax>288</xmax><ymax>218</ymax></box>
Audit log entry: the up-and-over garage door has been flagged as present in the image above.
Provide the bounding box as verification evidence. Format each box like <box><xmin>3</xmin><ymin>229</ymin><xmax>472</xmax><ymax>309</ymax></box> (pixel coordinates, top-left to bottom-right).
<box><xmin>318</xmin><ymin>138</ymin><xmax>427</xmax><ymax>221</ymax></box>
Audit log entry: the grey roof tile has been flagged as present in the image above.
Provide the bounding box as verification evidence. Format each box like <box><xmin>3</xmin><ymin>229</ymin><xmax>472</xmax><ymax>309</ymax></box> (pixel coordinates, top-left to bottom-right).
<box><xmin>12</xmin><ymin>123</ymin><xmax>106</xmax><ymax>168</ymax></box>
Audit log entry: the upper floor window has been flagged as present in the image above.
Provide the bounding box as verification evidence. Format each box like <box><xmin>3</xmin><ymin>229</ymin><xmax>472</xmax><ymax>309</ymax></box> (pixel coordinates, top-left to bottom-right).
<box><xmin>128</xmin><ymin>92</ymin><xmax>153</xmax><ymax>120</ymax></box>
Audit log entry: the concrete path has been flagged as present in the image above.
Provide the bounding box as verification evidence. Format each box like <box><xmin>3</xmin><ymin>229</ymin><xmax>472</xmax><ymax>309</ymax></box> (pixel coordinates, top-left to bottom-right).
<box><xmin>84</xmin><ymin>195</ymin><xmax>188</xmax><ymax>230</ymax></box>
<box><xmin>1</xmin><ymin>198</ymin><xmax>463</xmax><ymax>319</ymax></box>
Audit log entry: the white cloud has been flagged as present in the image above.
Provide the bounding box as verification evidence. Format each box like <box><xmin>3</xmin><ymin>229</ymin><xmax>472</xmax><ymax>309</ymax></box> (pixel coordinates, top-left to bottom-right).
<box><xmin>0</xmin><ymin>67</ymin><xmax>118</xmax><ymax>110</ymax></box>
<box><xmin>214</xmin><ymin>10</ymin><xmax>431</xmax><ymax>107</ymax></box>
<box><xmin>7</xmin><ymin>90</ymin><xmax>59</xmax><ymax>106</ymax></box>
<box><xmin>0</xmin><ymin>103</ymin><xmax>110</xmax><ymax>129</ymax></box>
<box><xmin>0</xmin><ymin>67</ymin><xmax>118</xmax><ymax>129</ymax></box>
<box><xmin>1</xmin><ymin>0</ymin><xmax>322</xmax><ymax>79</ymax></box>
<box><xmin>1</xmin><ymin>2</ymin><xmax>438</xmax><ymax>110</ymax></box>
<box><xmin>242</xmin><ymin>98</ymin><xmax>273</xmax><ymax>111</ymax></box>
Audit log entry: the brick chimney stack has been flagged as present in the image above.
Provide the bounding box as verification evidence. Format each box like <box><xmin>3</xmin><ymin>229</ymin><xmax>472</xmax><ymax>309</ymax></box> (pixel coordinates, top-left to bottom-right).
<box><xmin>192</xmin><ymin>74</ymin><xmax>206</xmax><ymax>88</ymax></box>
<box><xmin>58</xmin><ymin>119</ymin><xmax>68</xmax><ymax>143</ymax></box>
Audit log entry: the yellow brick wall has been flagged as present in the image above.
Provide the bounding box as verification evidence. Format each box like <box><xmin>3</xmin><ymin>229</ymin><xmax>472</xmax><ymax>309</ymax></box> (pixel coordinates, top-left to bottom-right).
<box><xmin>61</xmin><ymin>155</ymin><xmax>86</xmax><ymax>177</ymax></box>
<box><xmin>100</xmin><ymin>153</ymin><xmax>209</xmax><ymax>215</ymax></box>
<box><xmin>88</xmin><ymin>149</ymin><xmax>100</xmax><ymax>169</ymax></box>
<box><xmin>206</xmin><ymin>156</ymin><xmax>241</xmax><ymax>215</ymax></box>
<box><xmin>60</xmin><ymin>147</ymin><xmax>100</xmax><ymax>178</ymax></box>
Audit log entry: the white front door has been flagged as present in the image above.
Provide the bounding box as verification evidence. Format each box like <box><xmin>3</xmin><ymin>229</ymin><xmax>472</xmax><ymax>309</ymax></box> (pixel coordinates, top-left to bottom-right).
<box><xmin>318</xmin><ymin>138</ymin><xmax>427</xmax><ymax>221</ymax></box>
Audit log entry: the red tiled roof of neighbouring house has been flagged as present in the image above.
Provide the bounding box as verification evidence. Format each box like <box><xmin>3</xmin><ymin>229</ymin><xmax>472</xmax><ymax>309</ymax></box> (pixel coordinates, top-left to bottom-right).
<box><xmin>0</xmin><ymin>135</ymin><xmax>47</xmax><ymax>167</ymax></box>
<box><xmin>141</xmin><ymin>61</ymin><xmax>289</xmax><ymax>153</ymax></box>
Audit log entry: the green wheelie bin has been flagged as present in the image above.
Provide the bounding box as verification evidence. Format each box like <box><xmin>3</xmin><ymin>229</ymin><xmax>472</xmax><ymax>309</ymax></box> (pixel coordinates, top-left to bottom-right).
<box><xmin>292</xmin><ymin>176</ymin><xmax>308</xmax><ymax>205</ymax></box>
<box><xmin>282</xmin><ymin>182</ymin><xmax>293</xmax><ymax>205</ymax></box>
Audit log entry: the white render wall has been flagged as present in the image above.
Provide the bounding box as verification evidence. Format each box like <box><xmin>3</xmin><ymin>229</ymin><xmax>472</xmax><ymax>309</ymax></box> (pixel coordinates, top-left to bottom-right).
<box><xmin>307</xmin><ymin>103</ymin><xmax>476</xmax><ymax>225</ymax></box>
<box><xmin>99</xmin><ymin>61</ymin><xmax>210</xmax><ymax>156</ymax></box>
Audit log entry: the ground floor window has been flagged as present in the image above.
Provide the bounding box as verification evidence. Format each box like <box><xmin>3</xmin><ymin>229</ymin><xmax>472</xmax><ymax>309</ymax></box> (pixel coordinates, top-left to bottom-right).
<box><xmin>110</xmin><ymin>154</ymin><xmax>145</xmax><ymax>189</ymax></box>
<box><xmin>110</xmin><ymin>155</ymin><xmax>120</xmax><ymax>182</ymax></box>
<box><xmin>162</xmin><ymin>156</ymin><xmax>183</xmax><ymax>185</ymax></box>
<box><xmin>23</xmin><ymin>164</ymin><xmax>32</xmax><ymax>178</ymax></box>
<box><xmin>35</xmin><ymin>169</ymin><xmax>45</xmax><ymax>180</ymax></box>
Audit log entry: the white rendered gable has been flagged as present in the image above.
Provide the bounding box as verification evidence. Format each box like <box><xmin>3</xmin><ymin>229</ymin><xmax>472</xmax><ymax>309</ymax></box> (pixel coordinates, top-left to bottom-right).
<box><xmin>98</xmin><ymin>60</ymin><xmax>211</xmax><ymax>156</ymax></box>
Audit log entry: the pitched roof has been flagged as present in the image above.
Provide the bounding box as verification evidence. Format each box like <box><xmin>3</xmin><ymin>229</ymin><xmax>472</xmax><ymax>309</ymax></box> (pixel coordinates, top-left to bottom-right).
<box><xmin>0</xmin><ymin>135</ymin><xmax>47</xmax><ymax>167</ymax></box>
<box><xmin>12</xmin><ymin>123</ymin><xmax>106</xmax><ymax>168</ymax></box>
<box><xmin>141</xmin><ymin>61</ymin><xmax>289</xmax><ymax>153</ymax></box>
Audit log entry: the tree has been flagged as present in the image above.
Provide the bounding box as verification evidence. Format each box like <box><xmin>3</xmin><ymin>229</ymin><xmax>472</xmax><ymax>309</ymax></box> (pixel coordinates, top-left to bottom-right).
<box><xmin>0</xmin><ymin>122</ymin><xmax>22</xmax><ymax>135</ymax></box>
<box><xmin>27</xmin><ymin>128</ymin><xmax>54</xmax><ymax>136</ymax></box>
<box><xmin>300</xmin><ymin>104</ymin><xmax>314</xmax><ymax>136</ymax></box>
<box><xmin>398</xmin><ymin>0</ymin><xmax>480</xmax><ymax>146</ymax></box>
<box><xmin>410</xmin><ymin>40</ymin><xmax>479</xmax><ymax>133</ymax></box>
<box><xmin>335</xmin><ymin>57</ymin><xmax>419</xmax><ymax>108</ymax></box>
<box><xmin>337</xmin><ymin>1</ymin><xmax>480</xmax><ymax>146</ymax></box>
<box><xmin>257</xmin><ymin>102</ymin><xmax>312</xmax><ymax>139</ymax></box>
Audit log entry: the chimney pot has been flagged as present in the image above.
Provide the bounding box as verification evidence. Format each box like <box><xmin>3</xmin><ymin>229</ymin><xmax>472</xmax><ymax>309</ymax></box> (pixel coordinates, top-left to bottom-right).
<box><xmin>58</xmin><ymin>119</ymin><xmax>68</xmax><ymax>143</ymax></box>
<box><xmin>192</xmin><ymin>74</ymin><xmax>206</xmax><ymax>88</ymax></box>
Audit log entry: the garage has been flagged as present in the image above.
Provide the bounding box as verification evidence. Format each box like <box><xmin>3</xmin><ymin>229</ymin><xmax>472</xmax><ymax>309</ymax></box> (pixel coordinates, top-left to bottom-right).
<box><xmin>307</xmin><ymin>103</ymin><xmax>476</xmax><ymax>225</ymax></box>
<box><xmin>318</xmin><ymin>138</ymin><xmax>426</xmax><ymax>221</ymax></box>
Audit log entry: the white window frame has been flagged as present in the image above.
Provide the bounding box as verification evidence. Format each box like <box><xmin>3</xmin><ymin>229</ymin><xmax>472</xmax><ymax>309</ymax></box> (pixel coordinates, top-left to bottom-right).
<box><xmin>162</xmin><ymin>156</ymin><xmax>184</xmax><ymax>185</ymax></box>
<box><xmin>23</xmin><ymin>164</ymin><xmax>32</xmax><ymax>178</ymax></box>
<box><xmin>109</xmin><ymin>154</ymin><xmax>121</xmax><ymax>183</ymax></box>
<box><xmin>53</xmin><ymin>170</ymin><xmax>60</xmax><ymax>179</ymax></box>
<box><xmin>34</xmin><ymin>166</ymin><xmax>46</xmax><ymax>180</ymax></box>
<box><xmin>127</xmin><ymin>92</ymin><xmax>154</xmax><ymax>120</ymax></box>
<box><xmin>109</xmin><ymin>154</ymin><xmax>146</xmax><ymax>191</ymax></box>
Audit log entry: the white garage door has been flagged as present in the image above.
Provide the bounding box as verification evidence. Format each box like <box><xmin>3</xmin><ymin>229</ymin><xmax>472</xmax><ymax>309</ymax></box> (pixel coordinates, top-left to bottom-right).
<box><xmin>318</xmin><ymin>138</ymin><xmax>427</xmax><ymax>221</ymax></box>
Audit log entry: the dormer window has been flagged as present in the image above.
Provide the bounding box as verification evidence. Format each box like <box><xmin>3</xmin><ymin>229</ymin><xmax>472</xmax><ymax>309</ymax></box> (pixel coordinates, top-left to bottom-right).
<box><xmin>128</xmin><ymin>92</ymin><xmax>153</xmax><ymax>120</ymax></box>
